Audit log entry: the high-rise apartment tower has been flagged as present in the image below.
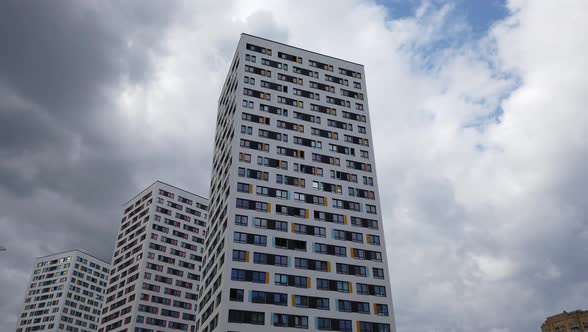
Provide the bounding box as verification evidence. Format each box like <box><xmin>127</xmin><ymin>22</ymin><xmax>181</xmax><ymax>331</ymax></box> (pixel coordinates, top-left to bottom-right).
<box><xmin>196</xmin><ymin>34</ymin><xmax>395</xmax><ymax>332</ymax></box>
<box><xmin>16</xmin><ymin>249</ymin><xmax>110</xmax><ymax>332</ymax></box>
<box><xmin>98</xmin><ymin>181</ymin><xmax>208</xmax><ymax>332</ymax></box>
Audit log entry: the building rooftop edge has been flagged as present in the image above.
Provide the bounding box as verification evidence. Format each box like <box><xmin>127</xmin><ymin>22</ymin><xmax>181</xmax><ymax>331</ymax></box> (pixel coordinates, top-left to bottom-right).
<box><xmin>241</xmin><ymin>33</ymin><xmax>365</xmax><ymax>67</ymax></box>
<box><xmin>36</xmin><ymin>249</ymin><xmax>111</xmax><ymax>265</ymax></box>
<box><xmin>542</xmin><ymin>310</ymin><xmax>588</xmax><ymax>324</ymax></box>
<box><xmin>122</xmin><ymin>180</ymin><xmax>209</xmax><ymax>206</ymax></box>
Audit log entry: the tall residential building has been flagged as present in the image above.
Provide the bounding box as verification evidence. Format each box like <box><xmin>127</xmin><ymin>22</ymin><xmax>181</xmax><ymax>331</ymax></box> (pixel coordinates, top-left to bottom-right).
<box><xmin>196</xmin><ymin>34</ymin><xmax>395</xmax><ymax>332</ymax></box>
<box><xmin>541</xmin><ymin>310</ymin><xmax>588</xmax><ymax>332</ymax></box>
<box><xmin>16</xmin><ymin>249</ymin><xmax>110</xmax><ymax>332</ymax></box>
<box><xmin>98</xmin><ymin>181</ymin><xmax>208</xmax><ymax>332</ymax></box>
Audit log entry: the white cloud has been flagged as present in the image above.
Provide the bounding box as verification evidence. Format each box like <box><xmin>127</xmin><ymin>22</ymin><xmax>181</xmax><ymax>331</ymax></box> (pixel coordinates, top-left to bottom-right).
<box><xmin>472</xmin><ymin>254</ymin><xmax>516</xmax><ymax>281</ymax></box>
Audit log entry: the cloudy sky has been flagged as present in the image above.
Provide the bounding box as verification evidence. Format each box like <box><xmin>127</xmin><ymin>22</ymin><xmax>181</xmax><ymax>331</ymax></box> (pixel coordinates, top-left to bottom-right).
<box><xmin>1</xmin><ymin>0</ymin><xmax>587</xmax><ymax>331</ymax></box>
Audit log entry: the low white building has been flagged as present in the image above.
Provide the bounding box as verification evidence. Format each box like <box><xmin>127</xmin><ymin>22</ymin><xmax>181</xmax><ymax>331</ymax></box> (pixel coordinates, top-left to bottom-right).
<box><xmin>16</xmin><ymin>249</ymin><xmax>110</xmax><ymax>332</ymax></box>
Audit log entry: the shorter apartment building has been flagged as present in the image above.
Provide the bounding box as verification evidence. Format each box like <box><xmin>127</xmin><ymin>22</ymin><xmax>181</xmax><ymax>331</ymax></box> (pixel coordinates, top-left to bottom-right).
<box><xmin>16</xmin><ymin>249</ymin><xmax>110</xmax><ymax>332</ymax></box>
<box><xmin>98</xmin><ymin>181</ymin><xmax>208</xmax><ymax>332</ymax></box>
<box><xmin>542</xmin><ymin>310</ymin><xmax>588</xmax><ymax>332</ymax></box>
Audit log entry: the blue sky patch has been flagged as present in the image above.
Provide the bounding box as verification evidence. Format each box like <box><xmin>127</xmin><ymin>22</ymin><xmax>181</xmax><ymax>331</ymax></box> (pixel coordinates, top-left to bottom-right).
<box><xmin>376</xmin><ymin>0</ymin><xmax>509</xmax><ymax>38</ymax></box>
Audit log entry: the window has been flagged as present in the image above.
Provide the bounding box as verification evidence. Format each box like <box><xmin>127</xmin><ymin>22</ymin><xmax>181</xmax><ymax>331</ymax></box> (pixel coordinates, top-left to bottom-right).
<box><xmin>363</xmin><ymin>176</ymin><xmax>374</xmax><ymax>186</ymax></box>
<box><xmin>239</xmin><ymin>152</ymin><xmax>251</xmax><ymax>163</ymax></box>
<box><xmin>352</xmin><ymin>248</ymin><xmax>382</xmax><ymax>262</ymax></box>
<box><xmin>294</xmin><ymin>295</ymin><xmax>330</xmax><ymax>310</ymax></box>
<box><xmin>314</xmin><ymin>243</ymin><xmax>346</xmax><ymax>257</ymax></box>
<box><xmin>295</xmin><ymin>257</ymin><xmax>309</xmax><ymax>270</ymax></box>
<box><xmin>274</xmin><ymin>273</ymin><xmax>309</xmax><ymax>288</ymax></box>
<box><xmin>236</xmin><ymin>198</ymin><xmax>269</xmax><ymax>212</ymax></box>
<box><xmin>251</xmin><ymin>271</ymin><xmax>267</xmax><ymax>284</ymax></box>
<box><xmin>259</xmin><ymin>128</ymin><xmax>287</xmax><ymax>142</ymax></box>
<box><xmin>356</xmin><ymin>283</ymin><xmax>368</xmax><ymax>295</ymax></box>
<box><xmin>356</xmin><ymin>284</ymin><xmax>387</xmax><ymax>297</ymax></box>
<box><xmin>231</xmin><ymin>269</ymin><xmax>267</xmax><ymax>283</ymax></box>
<box><xmin>258</xmin><ymin>156</ymin><xmax>288</xmax><ymax>170</ymax></box>
<box><xmin>294</xmin><ymin>257</ymin><xmax>328</xmax><ymax>272</ymax></box>
<box><xmin>295</xmin><ymin>295</ymin><xmax>309</xmax><ymax>308</ymax></box>
<box><xmin>336</xmin><ymin>263</ymin><xmax>367</xmax><ymax>277</ymax></box>
<box><xmin>338</xmin><ymin>300</ymin><xmax>369</xmax><ymax>314</ymax></box>
<box><xmin>293</xmin><ymin>192</ymin><xmax>304</xmax><ymax>201</ymax></box>
<box><xmin>375</xmin><ymin>304</ymin><xmax>389</xmax><ymax>316</ymax></box>
<box><xmin>317</xmin><ymin>318</ymin><xmax>352</xmax><ymax>332</ymax></box>
<box><xmin>316</xmin><ymin>279</ymin><xmax>351</xmax><ymax>293</ymax></box>
<box><xmin>143</xmin><ymin>308</ymin><xmax>165</xmax><ymax>323</ymax></box>
<box><xmin>367</xmin><ymin>234</ymin><xmax>380</xmax><ymax>245</ymax></box>
<box><xmin>253</xmin><ymin>217</ymin><xmax>288</xmax><ymax>232</ymax></box>
<box><xmin>277</xmin><ymin>146</ymin><xmax>304</xmax><ymax>159</ymax></box>
<box><xmin>244</xmin><ymin>76</ymin><xmax>256</xmax><ymax>85</ymax></box>
<box><xmin>366</xmin><ymin>204</ymin><xmax>377</xmax><ymax>214</ymax></box>
<box><xmin>242</xmin><ymin>100</ymin><xmax>254</xmax><ymax>109</ymax></box>
<box><xmin>232</xmin><ymin>250</ymin><xmax>247</xmax><ymax>262</ymax></box>
<box><xmin>251</xmin><ymin>291</ymin><xmax>288</xmax><ymax>306</ymax></box>
<box><xmin>275</xmin><ymin>255</ymin><xmax>288</xmax><ymax>266</ymax></box>
<box><xmin>275</xmin><ymin>237</ymin><xmax>306</xmax><ymax>251</ymax></box>
<box><xmin>237</xmin><ymin>183</ymin><xmax>251</xmax><ymax>193</ymax></box>
<box><xmin>293</xmin><ymin>223</ymin><xmax>326</xmax><ymax>238</ymax></box>
<box><xmin>274</xmin><ymin>273</ymin><xmax>288</xmax><ymax>286</ymax></box>
<box><xmin>334</xmin><ymin>229</ymin><xmax>363</xmax><ymax>243</ymax></box>
<box><xmin>262</xmin><ymin>58</ymin><xmax>286</xmax><ymax>70</ymax></box>
<box><xmin>276</xmin><ymin>204</ymin><xmax>307</xmax><ymax>218</ymax></box>
<box><xmin>254</xmin><ymin>252</ymin><xmax>275</xmax><ymax>265</ymax></box>
<box><xmin>235</xmin><ymin>215</ymin><xmax>248</xmax><ymax>226</ymax></box>
<box><xmin>358</xmin><ymin>302</ymin><xmax>370</xmax><ymax>314</ymax></box>
<box><xmin>256</xmin><ymin>185</ymin><xmax>288</xmax><ymax>199</ymax></box>
<box><xmin>277</xmin><ymin>174</ymin><xmax>304</xmax><ymax>187</ymax></box>
<box><xmin>317</xmin><ymin>318</ymin><xmax>329</xmax><ymax>330</ymax></box>
<box><xmin>234</xmin><ymin>231</ymin><xmax>247</xmax><ymax>243</ymax></box>
<box><xmin>253</xmin><ymin>235</ymin><xmax>267</xmax><ymax>246</ymax></box>
<box><xmin>337</xmin><ymin>281</ymin><xmax>350</xmax><ymax>292</ymax></box>
<box><xmin>234</xmin><ymin>231</ymin><xmax>267</xmax><ymax>246</ymax></box>
<box><xmin>358</xmin><ymin>322</ymin><xmax>391</xmax><ymax>332</ymax></box>
<box><xmin>338</xmin><ymin>300</ymin><xmax>353</xmax><ymax>313</ymax></box>
<box><xmin>228</xmin><ymin>309</ymin><xmax>264</xmax><ymax>325</ymax></box>
<box><xmin>351</xmin><ymin>232</ymin><xmax>363</xmax><ymax>242</ymax></box>
<box><xmin>240</xmin><ymin>125</ymin><xmax>253</xmax><ymax>135</ymax></box>
<box><xmin>293</xmin><ymin>135</ymin><xmax>322</xmax><ymax>148</ymax></box>
<box><xmin>273</xmin><ymin>314</ymin><xmax>308</xmax><ymax>329</ymax></box>
<box><xmin>332</xmin><ymin>198</ymin><xmax>361</xmax><ymax>212</ymax></box>
<box><xmin>230</xmin><ymin>289</ymin><xmax>244</xmax><ymax>302</ymax></box>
